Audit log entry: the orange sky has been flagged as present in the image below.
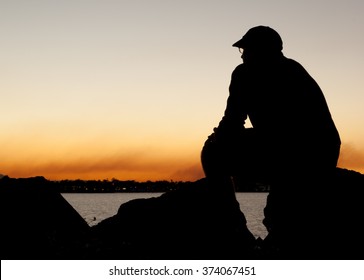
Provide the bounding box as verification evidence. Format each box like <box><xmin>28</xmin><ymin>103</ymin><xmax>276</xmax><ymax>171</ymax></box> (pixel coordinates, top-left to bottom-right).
<box><xmin>1</xmin><ymin>1</ymin><xmax>363</xmax><ymax>181</ymax></box>
<box><xmin>2</xmin><ymin>128</ymin><xmax>363</xmax><ymax>181</ymax></box>
<box><xmin>2</xmin><ymin>143</ymin><xmax>363</xmax><ymax>181</ymax></box>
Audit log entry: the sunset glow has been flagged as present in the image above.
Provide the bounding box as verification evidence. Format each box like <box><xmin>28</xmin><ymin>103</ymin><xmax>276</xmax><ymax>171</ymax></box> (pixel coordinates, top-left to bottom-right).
<box><xmin>1</xmin><ymin>1</ymin><xmax>363</xmax><ymax>181</ymax></box>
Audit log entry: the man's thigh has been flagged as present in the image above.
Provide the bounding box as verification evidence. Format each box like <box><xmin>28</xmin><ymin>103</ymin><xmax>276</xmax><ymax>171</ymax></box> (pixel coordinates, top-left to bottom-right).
<box><xmin>202</xmin><ymin>128</ymin><xmax>270</xmax><ymax>179</ymax></box>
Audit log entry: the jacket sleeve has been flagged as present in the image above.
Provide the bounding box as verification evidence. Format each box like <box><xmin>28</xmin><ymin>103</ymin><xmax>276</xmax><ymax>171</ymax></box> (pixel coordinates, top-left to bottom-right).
<box><xmin>215</xmin><ymin>65</ymin><xmax>248</xmax><ymax>139</ymax></box>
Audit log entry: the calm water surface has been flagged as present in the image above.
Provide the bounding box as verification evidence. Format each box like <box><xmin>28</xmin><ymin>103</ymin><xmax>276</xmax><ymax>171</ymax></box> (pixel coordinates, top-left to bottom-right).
<box><xmin>62</xmin><ymin>192</ymin><xmax>268</xmax><ymax>239</ymax></box>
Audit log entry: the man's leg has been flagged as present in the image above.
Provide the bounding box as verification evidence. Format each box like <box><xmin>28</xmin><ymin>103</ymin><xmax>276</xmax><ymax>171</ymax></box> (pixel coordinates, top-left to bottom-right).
<box><xmin>201</xmin><ymin>133</ymin><xmax>237</xmax><ymax>203</ymax></box>
<box><xmin>262</xmin><ymin>144</ymin><xmax>341</xmax><ymax>258</ymax></box>
<box><xmin>201</xmin><ymin>128</ymin><xmax>264</xmax><ymax>204</ymax></box>
<box><xmin>200</xmin><ymin>131</ymin><xmax>258</xmax><ymax>257</ymax></box>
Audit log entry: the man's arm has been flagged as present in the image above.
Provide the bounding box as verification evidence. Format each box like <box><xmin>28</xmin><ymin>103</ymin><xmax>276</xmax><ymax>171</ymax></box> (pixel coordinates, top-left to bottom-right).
<box><xmin>214</xmin><ymin>64</ymin><xmax>248</xmax><ymax>141</ymax></box>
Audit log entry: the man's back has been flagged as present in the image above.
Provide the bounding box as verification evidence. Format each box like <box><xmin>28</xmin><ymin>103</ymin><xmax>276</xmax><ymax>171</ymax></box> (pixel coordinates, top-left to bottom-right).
<box><xmin>220</xmin><ymin>55</ymin><xmax>340</xmax><ymax>177</ymax></box>
<box><xmin>228</xmin><ymin>56</ymin><xmax>340</xmax><ymax>148</ymax></box>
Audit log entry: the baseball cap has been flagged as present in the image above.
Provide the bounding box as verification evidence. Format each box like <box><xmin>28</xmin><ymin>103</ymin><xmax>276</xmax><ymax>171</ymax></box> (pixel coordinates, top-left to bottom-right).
<box><xmin>233</xmin><ymin>26</ymin><xmax>283</xmax><ymax>51</ymax></box>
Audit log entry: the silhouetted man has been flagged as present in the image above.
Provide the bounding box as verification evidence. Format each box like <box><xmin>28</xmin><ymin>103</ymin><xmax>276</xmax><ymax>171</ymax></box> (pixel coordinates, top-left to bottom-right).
<box><xmin>201</xmin><ymin>26</ymin><xmax>341</xmax><ymax>258</ymax></box>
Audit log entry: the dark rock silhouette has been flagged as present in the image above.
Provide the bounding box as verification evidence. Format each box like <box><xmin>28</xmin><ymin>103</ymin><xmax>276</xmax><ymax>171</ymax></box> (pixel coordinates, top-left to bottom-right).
<box><xmin>89</xmin><ymin>178</ymin><xmax>256</xmax><ymax>259</ymax></box>
<box><xmin>0</xmin><ymin>176</ymin><xmax>89</xmax><ymax>259</ymax></box>
<box><xmin>1</xmin><ymin>168</ymin><xmax>363</xmax><ymax>260</ymax></box>
<box><xmin>262</xmin><ymin>168</ymin><xmax>364</xmax><ymax>259</ymax></box>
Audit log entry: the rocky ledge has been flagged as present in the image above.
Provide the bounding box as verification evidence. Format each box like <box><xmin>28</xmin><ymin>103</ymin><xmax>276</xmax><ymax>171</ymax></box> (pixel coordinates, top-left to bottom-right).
<box><xmin>1</xmin><ymin>168</ymin><xmax>363</xmax><ymax>260</ymax></box>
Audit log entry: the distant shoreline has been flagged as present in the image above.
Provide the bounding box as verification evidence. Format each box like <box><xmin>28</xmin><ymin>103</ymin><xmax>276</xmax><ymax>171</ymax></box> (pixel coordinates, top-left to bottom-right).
<box><xmin>1</xmin><ymin>175</ymin><xmax>270</xmax><ymax>192</ymax></box>
<box><xmin>2</xmin><ymin>167</ymin><xmax>363</xmax><ymax>193</ymax></box>
<box><xmin>58</xmin><ymin>190</ymin><xmax>271</xmax><ymax>192</ymax></box>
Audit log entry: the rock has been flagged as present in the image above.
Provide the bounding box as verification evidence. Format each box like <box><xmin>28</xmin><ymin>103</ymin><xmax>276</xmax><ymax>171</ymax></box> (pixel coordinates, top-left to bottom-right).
<box><xmin>0</xmin><ymin>176</ymin><xmax>90</xmax><ymax>259</ymax></box>
<box><xmin>1</xmin><ymin>167</ymin><xmax>363</xmax><ymax>260</ymax></box>
<box><xmin>90</xmin><ymin>178</ymin><xmax>257</xmax><ymax>259</ymax></box>
<box><xmin>325</xmin><ymin>168</ymin><xmax>364</xmax><ymax>258</ymax></box>
<box><xmin>261</xmin><ymin>168</ymin><xmax>364</xmax><ymax>259</ymax></box>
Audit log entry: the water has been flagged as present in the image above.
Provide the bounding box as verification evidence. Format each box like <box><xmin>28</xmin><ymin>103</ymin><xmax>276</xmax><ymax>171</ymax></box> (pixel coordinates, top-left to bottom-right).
<box><xmin>62</xmin><ymin>192</ymin><xmax>268</xmax><ymax>239</ymax></box>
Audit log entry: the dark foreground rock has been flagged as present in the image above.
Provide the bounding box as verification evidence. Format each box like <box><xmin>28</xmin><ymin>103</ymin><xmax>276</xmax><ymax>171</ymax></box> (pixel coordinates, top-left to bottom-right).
<box><xmin>262</xmin><ymin>168</ymin><xmax>364</xmax><ymax>259</ymax></box>
<box><xmin>0</xmin><ymin>176</ymin><xmax>90</xmax><ymax>259</ymax></box>
<box><xmin>1</xmin><ymin>168</ymin><xmax>363</xmax><ymax>260</ymax></box>
<box><xmin>88</xmin><ymin>179</ymin><xmax>256</xmax><ymax>259</ymax></box>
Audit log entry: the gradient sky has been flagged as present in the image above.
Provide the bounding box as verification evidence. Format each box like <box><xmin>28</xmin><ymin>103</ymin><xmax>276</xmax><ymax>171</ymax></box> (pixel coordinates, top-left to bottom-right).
<box><xmin>1</xmin><ymin>0</ymin><xmax>364</xmax><ymax>181</ymax></box>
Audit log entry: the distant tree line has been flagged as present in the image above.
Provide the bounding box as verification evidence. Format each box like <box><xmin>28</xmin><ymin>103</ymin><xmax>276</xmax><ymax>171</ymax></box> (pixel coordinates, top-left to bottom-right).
<box><xmin>53</xmin><ymin>178</ymin><xmax>270</xmax><ymax>192</ymax></box>
<box><xmin>0</xmin><ymin>175</ymin><xmax>270</xmax><ymax>192</ymax></box>
<box><xmin>52</xmin><ymin>179</ymin><xmax>194</xmax><ymax>193</ymax></box>
<box><xmin>2</xmin><ymin>167</ymin><xmax>364</xmax><ymax>193</ymax></box>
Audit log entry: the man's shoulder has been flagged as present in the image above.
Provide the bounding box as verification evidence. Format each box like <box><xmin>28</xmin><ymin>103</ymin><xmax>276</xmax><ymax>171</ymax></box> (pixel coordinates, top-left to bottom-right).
<box><xmin>282</xmin><ymin>57</ymin><xmax>318</xmax><ymax>84</ymax></box>
<box><xmin>234</xmin><ymin>63</ymin><xmax>246</xmax><ymax>70</ymax></box>
<box><xmin>282</xmin><ymin>57</ymin><xmax>306</xmax><ymax>71</ymax></box>
<box><xmin>232</xmin><ymin>63</ymin><xmax>248</xmax><ymax>75</ymax></box>
<box><xmin>231</xmin><ymin>58</ymin><xmax>308</xmax><ymax>75</ymax></box>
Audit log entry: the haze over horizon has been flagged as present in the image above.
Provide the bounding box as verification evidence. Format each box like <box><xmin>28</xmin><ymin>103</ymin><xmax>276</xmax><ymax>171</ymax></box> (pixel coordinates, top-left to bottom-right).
<box><xmin>1</xmin><ymin>1</ymin><xmax>364</xmax><ymax>181</ymax></box>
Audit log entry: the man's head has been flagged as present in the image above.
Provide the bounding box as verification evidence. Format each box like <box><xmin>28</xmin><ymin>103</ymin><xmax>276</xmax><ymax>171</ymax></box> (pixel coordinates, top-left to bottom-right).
<box><xmin>233</xmin><ymin>26</ymin><xmax>283</xmax><ymax>63</ymax></box>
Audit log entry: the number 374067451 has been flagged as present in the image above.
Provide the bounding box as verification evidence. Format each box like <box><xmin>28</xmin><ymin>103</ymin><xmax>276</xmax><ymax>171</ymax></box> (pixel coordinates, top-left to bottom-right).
<box><xmin>202</xmin><ymin>266</ymin><xmax>256</xmax><ymax>276</ymax></box>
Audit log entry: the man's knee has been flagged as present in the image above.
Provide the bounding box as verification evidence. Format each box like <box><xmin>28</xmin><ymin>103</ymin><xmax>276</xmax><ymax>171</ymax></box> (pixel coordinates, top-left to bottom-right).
<box><xmin>201</xmin><ymin>136</ymin><xmax>222</xmax><ymax>175</ymax></box>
